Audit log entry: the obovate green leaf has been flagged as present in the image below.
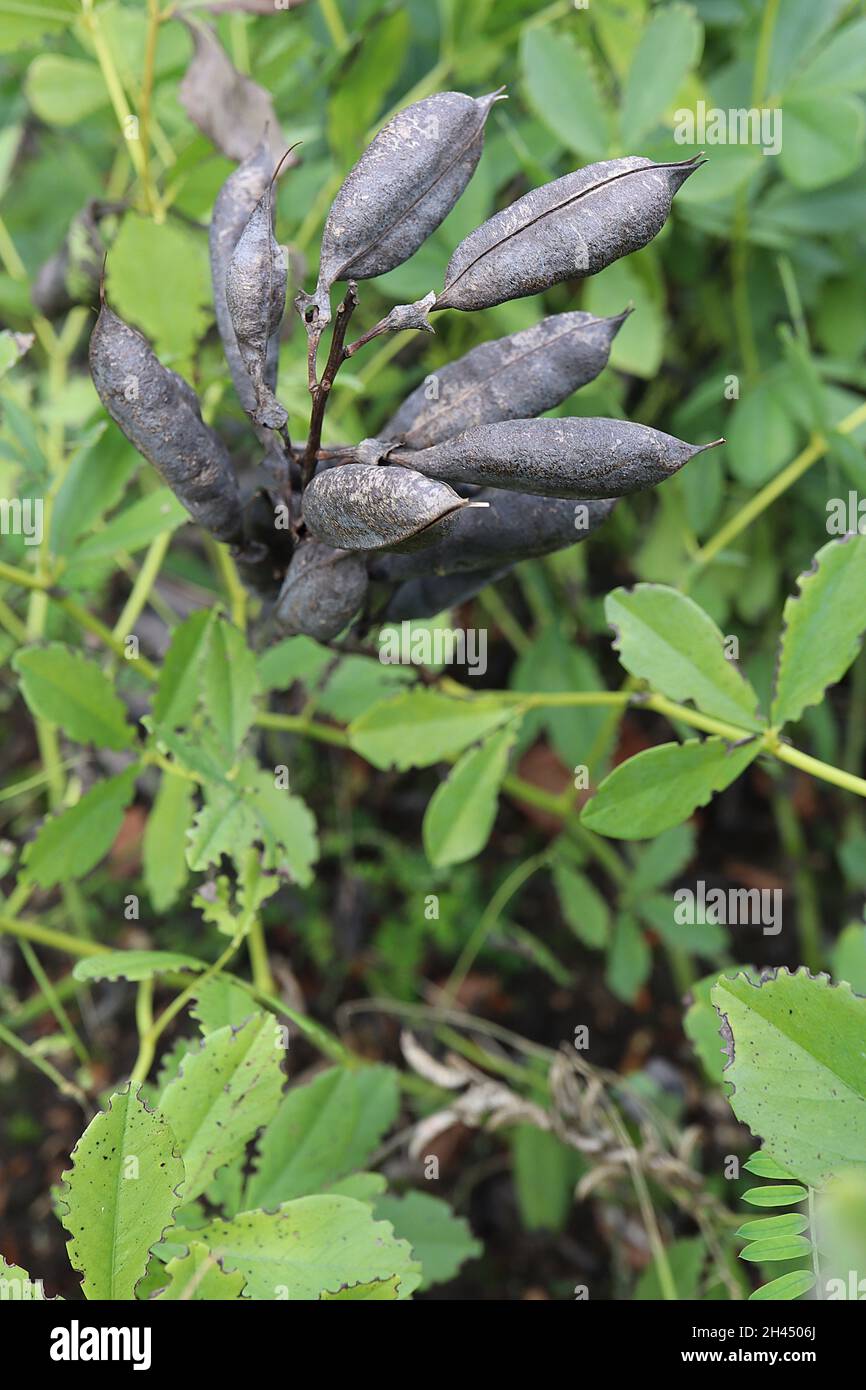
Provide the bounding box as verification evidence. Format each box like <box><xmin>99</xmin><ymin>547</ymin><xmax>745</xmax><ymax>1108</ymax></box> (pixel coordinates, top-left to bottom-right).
<box><xmin>712</xmin><ymin>968</ymin><xmax>866</xmax><ymax>1186</ymax></box>
<box><xmin>246</xmin><ymin>1064</ymin><xmax>399</xmax><ymax>1209</ymax></box>
<box><xmin>605</xmin><ymin>585</ymin><xmax>762</xmax><ymax>729</ymax></box>
<box><xmin>143</xmin><ymin>768</ymin><xmax>195</xmax><ymax>913</ymax></box>
<box><xmin>581</xmin><ymin>737</ymin><xmax>761</xmax><ymax>839</ymax></box>
<box><xmin>422</xmin><ymin>724</ymin><xmax>516</xmax><ymax>867</ymax></box>
<box><xmin>23</xmin><ymin>765</ymin><xmax>139</xmax><ymax>889</ymax></box>
<box><xmin>14</xmin><ymin>644</ymin><xmax>134</xmax><ymax>750</ymax></box>
<box><xmin>741</xmin><ymin>1185</ymin><xmax>808</xmax><ymax>1208</ymax></box>
<box><xmin>373</xmin><ymin>1191</ymin><xmax>482</xmax><ymax>1290</ymax></box>
<box><xmin>739</xmin><ymin>1235</ymin><xmax>812</xmax><ymax>1262</ymax></box>
<box><xmin>771</xmin><ymin>534</ymin><xmax>866</xmax><ymax>728</ymax></box>
<box><xmin>199</xmin><ymin>1196</ymin><xmax>420</xmax><ymax>1299</ymax></box>
<box><xmin>158</xmin><ymin>1013</ymin><xmax>284</xmax><ymax>1203</ymax></box>
<box><xmin>59</xmin><ymin>1083</ymin><xmax>184</xmax><ymax>1299</ymax></box>
<box><xmin>72</xmin><ymin>950</ymin><xmax>204</xmax><ymax>983</ymax></box>
<box><xmin>735</xmin><ymin>1213</ymin><xmax>809</xmax><ymax>1240</ymax></box>
<box><xmin>349</xmin><ymin>690</ymin><xmax>517</xmax><ymax>770</ymax></box>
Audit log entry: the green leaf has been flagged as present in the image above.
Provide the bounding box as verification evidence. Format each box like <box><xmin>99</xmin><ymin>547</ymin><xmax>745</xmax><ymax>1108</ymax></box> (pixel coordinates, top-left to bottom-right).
<box><xmin>772</xmin><ymin>535</ymin><xmax>866</xmax><ymax>727</ymax></box>
<box><xmin>620</xmin><ymin>3</ymin><xmax>703</xmax><ymax>146</ymax></box>
<box><xmin>202</xmin><ymin>619</ymin><xmax>260</xmax><ymax>756</ymax></box>
<box><xmin>349</xmin><ymin>690</ymin><xmax>516</xmax><ymax>771</ymax></box>
<box><xmin>739</xmin><ymin>1235</ymin><xmax>812</xmax><ymax>1262</ymax></box>
<box><xmin>23</xmin><ymin>766</ymin><xmax>138</xmax><ymax>889</ymax></box>
<box><xmin>320</xmin><ymin>1275</ymin><xmax>401</xmax><ymax>1300</ymax></box>
<box><xmin>749</xmin><ymin>1270</ymin><xmax>815</xmax><ymax>1301</ymax></box>
<box><xmin>190</xmin><ymin>978</ymin><xmax>256</xmax><ymax>1035</ymax></box>
<box><xmin>735</xmin><ymin>1213</ymin><xmax>809</xmax><ymax>1241</ymax></box>
<box><xmin>328</xmin><ymin>9</ymin><xmax>409</xmax><ymax>156</ymax></box>
<box><xmin>726</xmin><ymin>376</ymin><xmax>798</xmax><ymax>486</ymax></box>
<box><xmin>606</xmin><ymin>912</ymin><xmax>652</xmax><ymax>1002</ymax></box>
<box><xmin>797</xmin><ymin>18</ymin><xmax>866</xmax><ymax>92</ymax></box>
<box><xmin>14</xmin><ymin>643</ymin><xmax>134</xmax><ymax>750</ymax></box>
<box><xmin>713</xmin><ymin>968</ymin><xmax>866</xmax><ymax>1187</ymax></box>
<box><xmin>200</xmin><ymin>1197</ymin><xmax>420</xmax><ymax>1300</ymax></box>
<box><xmin>422</xmin><ymin>725</ymin><xmax>515</xmax><ymax>867</ymax></box>
<box><xmin>72</xmin><ymin>950</ymin><xmax>204</xmax><ymax>983</ymax></box>
<box><xmin>143</xmin><ymin>769</ymin><xmax>194</xmax><ymax>912</ymax></box>
<box><xmin>635</xmin><ymin>1236</ymin><xmax>705</xmax><ymax>1300</ymax></box>
<box><xmin>744</xmin><ymin>1150</ymin><xmax>795</xmax><ymax>1180</ymax></box>
<box><xmin>152</xmin><ymin>610</ymin><xmax>214</xmax><ymax>730</ymax></box>
<box><xmin>158</xmin><ymin>1014</ymin><xmax>284</xmax><ymax>1203</ymax></box>
<box><xmin>741</xmin><ymin>1185</ymin><xmax>809</xmax><ymax>1208</ymax></box>
<box><xmin>152</xmin><ymin>1240</ymin><xmax>245</xmax><ymax>1301</ymax></box>
<box><xmin>25</xmin><ymin>54</ymin><xmax>106</xmax><ymax>125</ymax></box>
<box><xmin>831</xmin><ymin>922</ymin><xmax>866</xmax><ymax>994</ymax></box>
<box><xmin>606</xmin><ymin>585</ymin><xmax>762</xmax><ymax>729</ymax></box>
<box><xmin>581</xmin><ymin>737</ymin><xmax>760</xmax><ymax>840</ymax></box>
<box><xmin>520</xmin><ymin>26</ymin><xmax>608</xmax><ymax>159</ymax></box>
<box><xmin>583</xmin><ymin>256</ymin><xmax>664</xmax><ymax>380</ymax></box>
<box><xmin>373</xmin><ymin>1192</ymin><xmax>481</xmax><ymax>1290</ymax></box>
<box><xmin>552</xmin><ymin>861</ymin><xmax>609</xmax><ymax>949</ymax></box>
<box><xmin>62</xmin><ymin>489</ymin><xmax>187</xmax><ymax>588</ymax></box>
<box><xmin>779</xmin><ymin>92</ymin><xmax>865</xmax><ymax>191</ymax></box>
<box><xmin>106</xmin><ymin>213</ymin><xmax>213</xmax><ymax>364</ymax></box>
<box><xmin>630</xmin><ymin>823</ymin><xmax>695</xmax><ymax>893</ymax></box>
<box><xmin>59</xmin><ymin>1083</ymin><xmax>184</xmax><ymax>1299</ymax></box>
<box><xmin>510</xmin><ymin>1124</ymin><xmax>584</xmax><ymax>1232</ymax></box>
<box><xmin>0</xmin><ymin>0</ymin><xmax>77</xmax><ymax>55</ymax></box>
<box><xmin>185</xmin><ymin>785</ymin><xmax>256</xmax><ymax>873</ymax></box>
<box><xmin>247</xmin><ymin>1065</ymin><xmax>399</xmax><ymax>1210</ymax></box>
<box><xmin>242</xmin><ymin>773</ymin><xmax>319</xmax><ymax>886</ymax></box>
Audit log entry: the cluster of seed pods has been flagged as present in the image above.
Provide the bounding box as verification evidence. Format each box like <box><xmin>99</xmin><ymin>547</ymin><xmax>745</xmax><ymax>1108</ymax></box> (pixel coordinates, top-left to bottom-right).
<box><xmin>87</xmin><ymin>71</ymin><xmax>720</xmax><ymax>643</ymax></box>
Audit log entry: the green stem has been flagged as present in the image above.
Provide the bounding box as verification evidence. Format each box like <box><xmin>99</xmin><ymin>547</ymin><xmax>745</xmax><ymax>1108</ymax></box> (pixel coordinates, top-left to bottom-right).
<box><xmin>443</xmin><ymin>850</ymin><xmax>551</xmax><ymax>1002</ymax></box>
<box><xmin>111</xmin><ymin>531</ymin><xmax>171</xmax><ymax>643</ymax></box>
<box><xmin>318</xmin><ymin>0</ymin><xmax>350</xmax><ymax>52</ymax></box>
<box><xmin>0</xmin><ymin>1019</ymin><xmax>88</xmax><ymax>1108</ymax></box>
<box><xmin>18</xmin><ymin>939</ymin><xmax>90</xmax><ymax>1067</ymax></box>
<box><xmin>247</xmin><ymin>916</ymin><xmax>274</xmax><ymax>997</ymax></box>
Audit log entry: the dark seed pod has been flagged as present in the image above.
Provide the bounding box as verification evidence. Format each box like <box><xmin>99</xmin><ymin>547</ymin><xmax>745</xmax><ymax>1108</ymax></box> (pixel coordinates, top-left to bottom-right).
<box><xmin>179</xmin><ymin>18</ymin><xmax>285</xmax><ymax>162</ymax></box>
<box><xmin>89</xmin><ymin>301</ymin><xmax>242</xmax><ymax>545</ymax></box>
<box><xmin>389</xmin><ymin>418</ymin><xmax>723</xmax><ymax>499</ymax></box>
<box><xmin>382</xmin><ymin>566</ymin><xmax>511</xmax><ymax>621</ymax></box>
<box><xmin>225</xmin><ymin>169</ymin><xmax>288</xmax><ymax>430</ymax></box>
<box><xmin>275</xmin><ymin>539</ymin><xmax>368</xmax><ymax>640</ymax></box>
<box><xmin>210</xmin><ymin>142</ymin><xmax>276</xmax><ymax>417</ymax></box>
<box><xmin>384</xmin><ymin>309</ymin><xmax>630</xmax><ymax>450</ymax></box>
<box><xmin>300</xmin><ymin>90</ymin><xmax>503</xmax><ymax>329</ymax></box>
<box><xmin>435</xmin><ymin>156</ymin><xmax>703</xmax><ymax>313</ymax></box>
<box><xmin>371</xmin><ymin>489</ymin><xmax>616</xmax><ymax>581</ymax></box>
<box><xmin>302</xmin><ymin>462</ymin><xmax>473</xmax><ymax>554</ymax></box>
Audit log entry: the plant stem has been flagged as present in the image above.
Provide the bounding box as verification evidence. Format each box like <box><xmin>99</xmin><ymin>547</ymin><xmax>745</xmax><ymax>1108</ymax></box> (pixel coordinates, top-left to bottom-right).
<box><xmin>111</xmin><ymin>532</ymin><xmax>171</xmax><ymax>642</ymax></box>
<box><xmin>302</xmin><ymin>283</ymin><xmax>358</xmax><ymax>487</ymax></box>
<box><xmin>81</xmin><ymin>0</ymin><xmax>147</xmax><ymax>184</ymax></box>
<box><xmin>318</xmin><ymin>0</ymin><xmax>350</xmax><ymax>52</ymax></box>
<box><xmin>687</xmin><ymin>400</ymin><xmax>866</xmax><ymax>579</ymax></box>
<box><xmin>0</xmin><ymin>1019</ymin><xmax>88</xmax><ymax>1108</ymax></box>
<box><xmin>443</xmin><ymin>850</ymin><xmax>551</xmax><ymax>1002</ymax></box>
<box><xmin>18</xmin><ymin>939</ymin><xmax>90</xmax><ymax>1067</ymax></box>
<box><xmin>247</xmin><ymin>916</ymin><xmax>274</xmax><ymax>996</ymax></box>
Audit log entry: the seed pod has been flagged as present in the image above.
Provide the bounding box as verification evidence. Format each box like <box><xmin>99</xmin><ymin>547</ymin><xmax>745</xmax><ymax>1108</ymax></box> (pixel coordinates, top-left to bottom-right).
<box><xmin>179</xmin><ymin>18</ymin><xmax>285</xmax><ymax>162</ymax></box>
<box><xmin>210</xmin><ymin>142</ymin><xmax>276</xmax><ymax>417</ymax></box>
<box><xmin>383</xmin><ymin>566</ymin><xmax>511</xmax><ymax>621</ymax></box>
<box><xmin>370</xmin><ymin>489</ymin><xmax>616</xmax><ymax>581</ymax></box>
<box><xmin>435</xmin><ymin>155</ymin><xmax>703</xmax><ymax>313</ymax></box>
<box><xmin>225</xmin><ymin>167</ymin><xmax>288</xmax><ymax>430</ymax></box>
<box><xmin>302</xmin><ymin>462</ymin><xmax>473</xmax><ymax>554</ymax></box>
<box><xmin>389</xmin><ymin>418</ymin><xmax>723</xmax><ymax>499</ymax></box>
<box><xmin>384</xmin><ymin>308</ymin><xmax>630</xmax><ymax>450</ymax></box>
<box><xmin>300</xmin><ymin>90</ymin><xmax>503</xmax><ymax>329</ymax></box>
<box><xmin>89</xmin><ymin>301</ymin><xmax>242</xmax><ymax>545</ymax></box>
<box><xmin>275</xmin><ymin>539</ymin><xmax>368</xmax><ymax>640</ymax></box>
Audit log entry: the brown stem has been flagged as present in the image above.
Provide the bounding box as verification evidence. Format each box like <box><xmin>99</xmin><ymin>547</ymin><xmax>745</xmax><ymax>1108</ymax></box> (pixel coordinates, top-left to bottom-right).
<box><xmin>301</xmin><ymin>281</ymin><xmax>358</xmax><ymax>489</ymax></box>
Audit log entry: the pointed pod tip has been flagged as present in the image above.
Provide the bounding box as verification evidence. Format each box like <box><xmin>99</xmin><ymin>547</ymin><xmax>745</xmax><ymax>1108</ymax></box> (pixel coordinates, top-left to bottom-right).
<box><xmin>693</xmin><ymin>437</ymin><xmax>726</xmax><ymax>457</ymax></box>
<box><xmin>477</xmin><ymin>87</ymin><xmax>508</xmax><ymax>115</ymax></box>
<box><xmin>605</xmin><ymin>303</ymin><xmax>635</xmax><ymax>335</ymax></box>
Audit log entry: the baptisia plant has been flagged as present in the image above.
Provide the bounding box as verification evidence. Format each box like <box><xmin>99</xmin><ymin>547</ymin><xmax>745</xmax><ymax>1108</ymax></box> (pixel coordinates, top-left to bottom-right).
<box><xmin>89</xmin><ymin>86</ymin><xmax>718</xmax><ymax>641</ymax></box>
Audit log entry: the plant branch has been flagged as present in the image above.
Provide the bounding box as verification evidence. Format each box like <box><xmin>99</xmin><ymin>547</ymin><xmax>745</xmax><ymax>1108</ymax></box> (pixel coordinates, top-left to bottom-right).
<box><xmin>301</xmin><ymin>282</ymin><xmax>358</xmax><ymax>488</ymax></box>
